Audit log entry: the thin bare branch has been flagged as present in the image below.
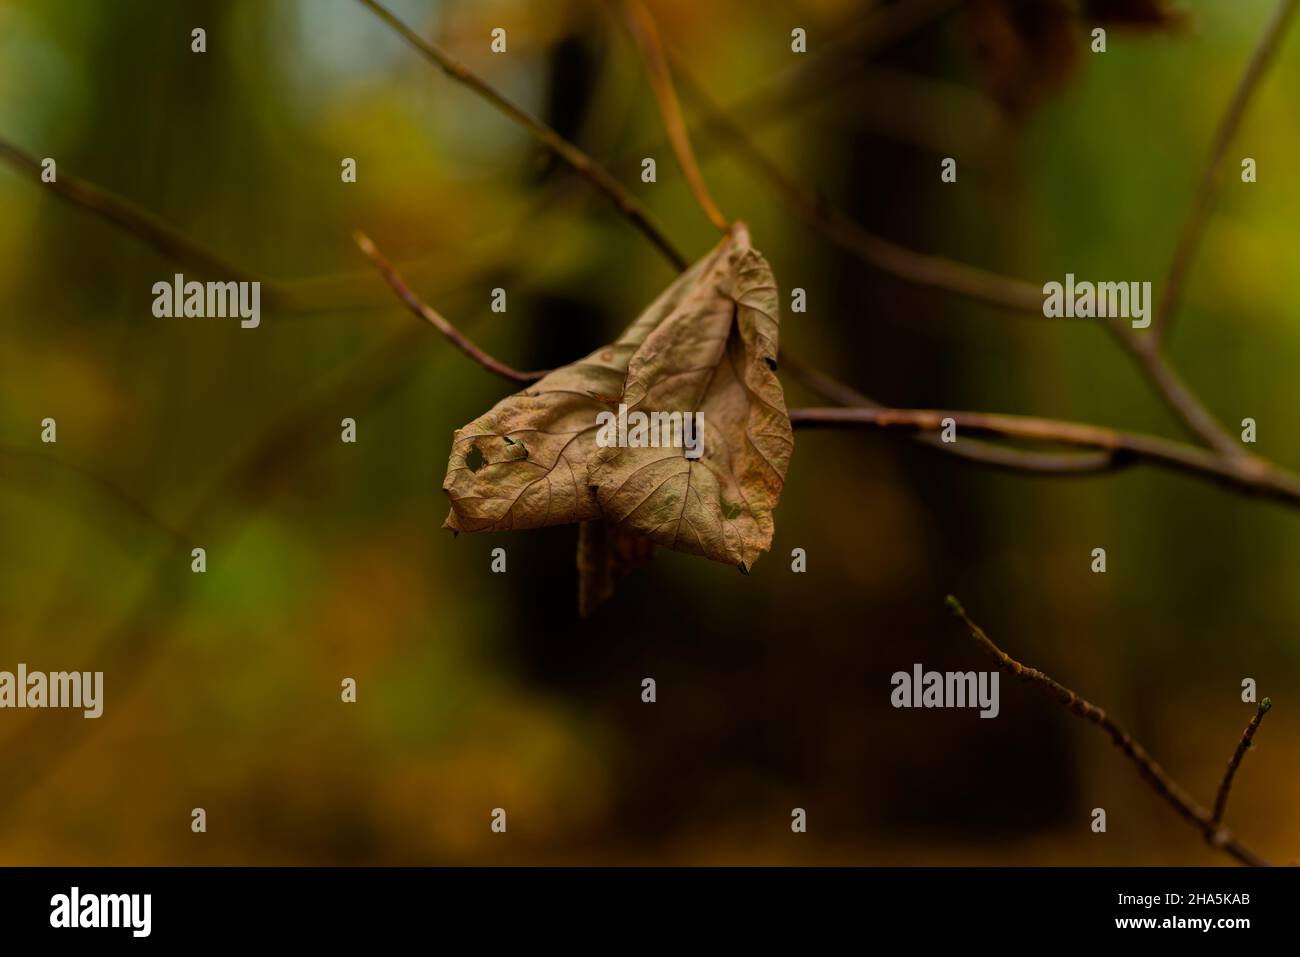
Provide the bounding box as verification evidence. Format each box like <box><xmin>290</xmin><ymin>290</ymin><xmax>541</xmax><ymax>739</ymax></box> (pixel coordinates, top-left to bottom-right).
<box><xmin>1152</xmin><ymin>0</ymin><xmax>1300</xmax><ymax>343</ymax></box>
<box><xmin>0</xmin><ymin>136</ymin><xmax>259</xmax><ymax>285</ymax></box>
<box><xmin>789</xmin><ymin>405</ymin><xmax>1300</xmax><ymax>507</ymax></box>
<box><xmin>945</xmin><ymin>596</ymin><xmax>1270</xmax><ymax>867</ymax></box>
<box><xmin>619</xmin><ymin>0</ymin><xmax>729</xmax><ymax>232</ymax></box>
<box><xmin>1118</xmin><ymin>332</ymin><xmax>1245</xmax><ymax>458</ymax></box>
<box><xmin>354</xmin><ymin>0</ymin><xmax>687</xmax><ymax>271</ymax></box>
<box><xmin>778</xmin><ymin>352</ymin><xmax>1115</xmax><ymax>475</ymax></box>
<box><xmin>1105</xmin><ymin>324</ymin><xmax>1244</xmax><ymax>458</ymax></box>
<box><xmin>1211</xmin><ymin>698</ymin><xmax>1273</xmax><ymax>831</ymax></box>
<box><xmin>353</xmin><ymin>231</ymin><xmax>546</xmax><ymax>384</ymax></box>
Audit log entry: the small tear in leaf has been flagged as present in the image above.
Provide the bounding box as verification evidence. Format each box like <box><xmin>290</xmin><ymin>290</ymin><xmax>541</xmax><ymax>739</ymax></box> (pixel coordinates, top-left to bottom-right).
<box><xmin>502</xmin><ymin>438</ymin><xmax>529</xmax><ymax>462</ymax></box>
<box><xmin>764</xmin><ymin>356</ymin><xmax>778</xmax><ymax>371</ymax></box>
<box><xmin>465</xmin><ymin>445</ymin><xmax>486</xmax><ymax>473</ymax></box>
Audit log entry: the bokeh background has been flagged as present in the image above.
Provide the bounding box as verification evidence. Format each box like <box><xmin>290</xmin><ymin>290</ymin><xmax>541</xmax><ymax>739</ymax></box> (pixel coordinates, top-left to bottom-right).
<box><xmin>2</xmin><ymin>0</ymin><xmax>1299</xmax><ymax>865</ymax></box>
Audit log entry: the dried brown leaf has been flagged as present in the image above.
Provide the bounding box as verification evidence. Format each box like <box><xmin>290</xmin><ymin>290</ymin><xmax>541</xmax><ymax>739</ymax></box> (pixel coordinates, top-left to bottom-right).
<box><xmin>588</xmin><ymin>229</ymin><xmax>790</xmax><ymax>570</ymax></box>
<box><xmin>442</xmin><ymin>224</ymin><xmax>793</xmax><ymax>573</ymax></box>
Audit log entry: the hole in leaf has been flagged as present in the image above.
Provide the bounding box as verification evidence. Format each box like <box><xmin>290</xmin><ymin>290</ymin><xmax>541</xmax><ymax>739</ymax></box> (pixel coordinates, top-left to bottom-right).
<box><xmin>466</xmin><ymin>445</ymin><xmax>486</xmax><ymax>473</ymax></box>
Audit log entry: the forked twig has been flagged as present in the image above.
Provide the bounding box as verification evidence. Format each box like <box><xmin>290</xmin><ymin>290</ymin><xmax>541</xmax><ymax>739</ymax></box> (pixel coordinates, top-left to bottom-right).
<box><xmin>353</xmin><ymin>231</ymin><xmax>546</xmax><ymax>384</ymax></box>
<box><xmin>618</xmin><ymin>0</ymin><xmax>730</xmax><ymax>232</ymax></box>
<box><xmin>0</xmin><ymin>136</ymin><xmax>257</xmax><ymax>286</ymax></box>
<box><xmin>945</xmin><ymin>596</ymin><xmax>1270</xmax><ymax>867</ymax></box>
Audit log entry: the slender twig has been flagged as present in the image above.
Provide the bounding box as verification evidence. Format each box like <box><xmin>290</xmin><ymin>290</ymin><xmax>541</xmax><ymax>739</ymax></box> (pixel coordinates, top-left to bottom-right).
<box><xmin>1211</xmin><ymin>698</ymin><xmax>1273</xmax><ymax>831</ymax></box>
<box><xmin>353</xmin><ymin>232</ymin><xmax>546</xmax><ymax>384</ymax></box>
<box><xmin>778</xmin><ymin>352</ymin><xmax>1115</xmax><ymax>475</ymax></box>
<box><xmin>1152</xmin><ymin>0</ymin><xmax>1300</xmax><ymax>344</ymax></box>
<box><xmin>0</xmin><ymin>136</ymin><xmax>259</xmax><ymax>286</ymax></box>
<box><xmin>354</xmin><ymin>0</ymin><xmax>687</xmax><ymax>271</ymax></box>
<box><xmin>945</xmin><ymin>596</ymin><xmax>1270</xmax><ymax>867</ymax></box>
<box><xmin>790</xmin><ymin>405</ymin><xmax>1300</xmax><ymax>507</ymax></box>
<box><xmin>1105</xmin><ymin>324</ymin><xmax>1244</xmax><ymax>458</ymax></box>
<box><xmin>619</xmin><ymin>0</ymin><xmax>729</xmax><ymax>232</ymax></box>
